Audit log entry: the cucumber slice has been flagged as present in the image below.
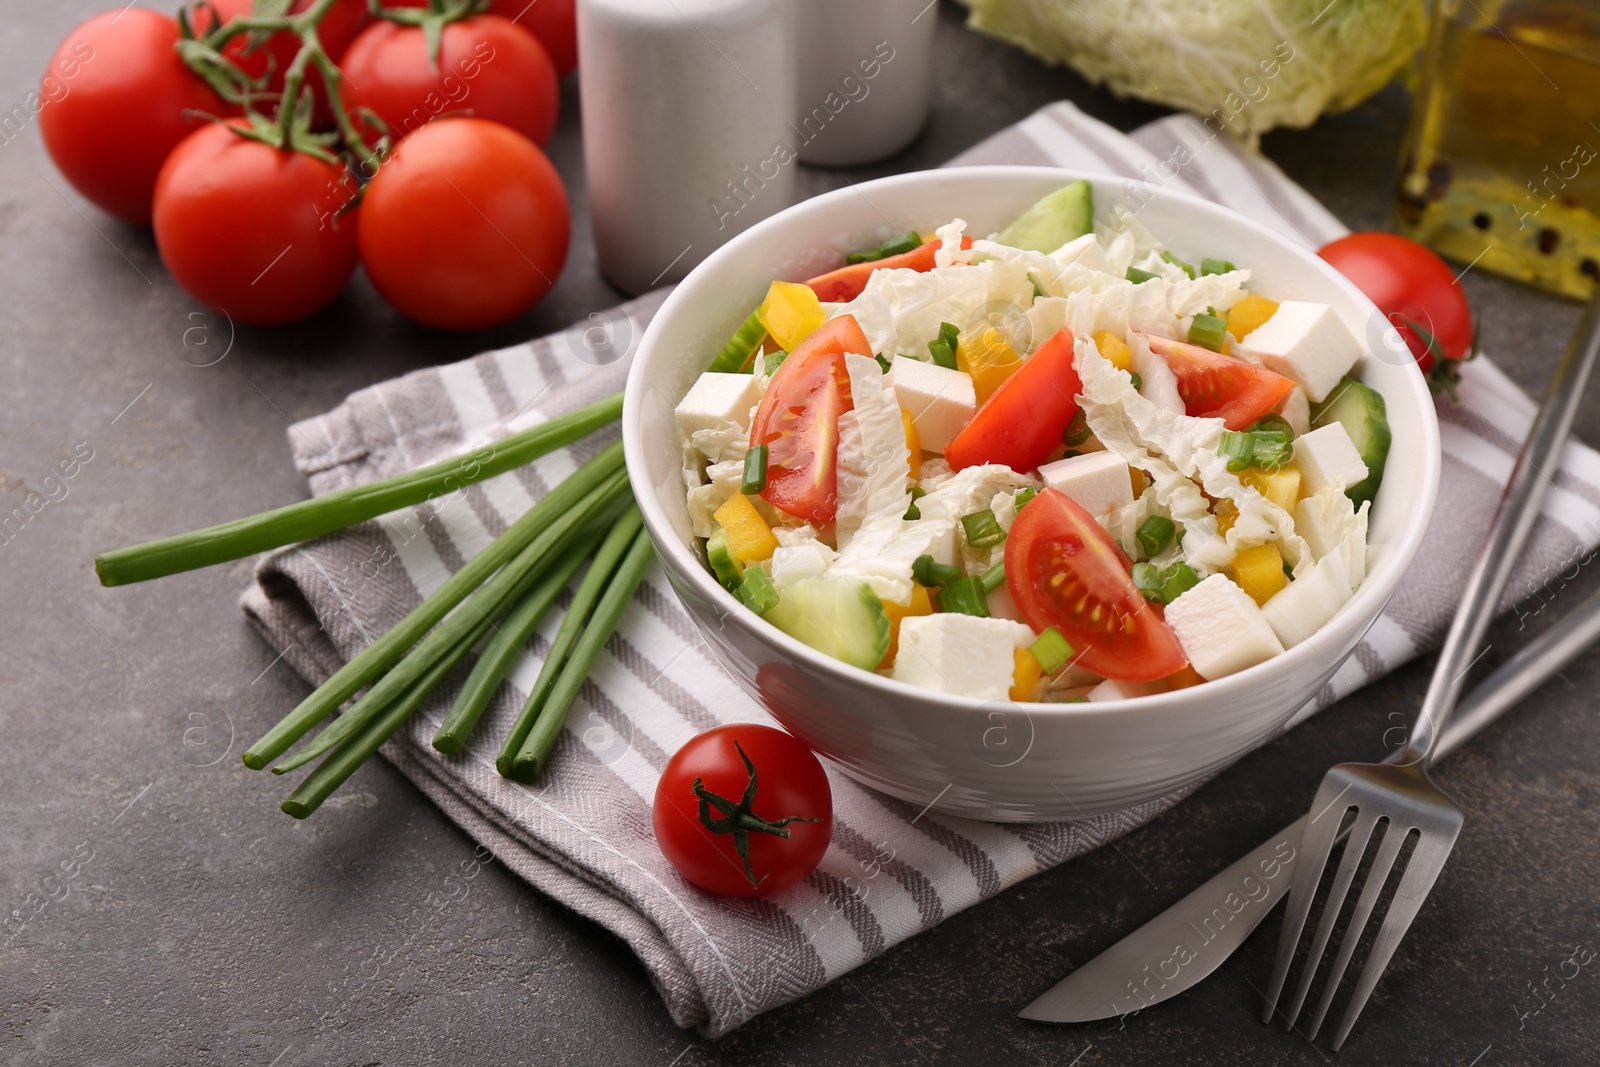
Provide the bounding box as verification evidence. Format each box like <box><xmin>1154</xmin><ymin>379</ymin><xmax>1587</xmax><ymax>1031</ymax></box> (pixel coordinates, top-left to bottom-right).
<box><xmin>762</xmin><ymin>577</ymin><xmax>889</xmax><ymax>672</ymax></box>
<box><xmin>1310</xmin><ymin>375</ymin><xmax>1390</xmax><ymax>506</ymax></box>
<box><xmin>707</xmin><ymin>307</ymin><xmax>765</xmax><ymax>373</ymax></box>
<box><xmin>706</xmin><ymin>530</ymin><xmax>744</xmax><ymax>591</ymax></box>
<box><xmin>995</xmin><ymin>180</ymin><xmax>1093</xmax><ymax>253</ymax></box>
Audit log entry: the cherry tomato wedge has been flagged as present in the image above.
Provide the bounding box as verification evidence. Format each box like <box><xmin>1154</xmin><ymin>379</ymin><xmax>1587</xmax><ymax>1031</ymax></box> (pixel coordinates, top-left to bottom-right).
<box><xmin>805</xmin><ymin>236</ymin><xmax>973</xmax><ymax>303</ymax></box>
<box><xmin>1141</xmin><ymin>333</ymin><xmax>1296</xmax><ymax>431</ymax></box>
<box><xmin>1317</xmin><ymin>232</ymin><xmax>1474</xmax><ymax>375</ymax></box>
<box><xmin>1005</xmin><ymin>489</ymin><xmax>1188</xmax><ymax>682</ymax></box>
<box><xmin>653</xmin><ymin>724</ymin><xmax>832</xmax><ymax>898</ymax></box>
<box><xmin>945</xmin><ymin>326</ymin><xmax>1084</xmax><ymax>472</ymax></box>
<box><xmin>749</xmin><ymin>315</ymin><xmax>866</xmax><ymax>523</ymax></box>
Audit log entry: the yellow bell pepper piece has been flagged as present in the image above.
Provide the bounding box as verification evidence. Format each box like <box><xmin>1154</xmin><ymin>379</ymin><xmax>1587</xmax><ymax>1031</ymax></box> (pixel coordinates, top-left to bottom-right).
<box><xmin>1228</xmin><ymin>542</ymin><xmax>1287</xmax><ymax>606</ymax></box>
<box><xmin>1226</xmin><ymin>294</ymin><xmax>1279</xmax><ymax>341</ymax></box>
<box><xmin>878</xmin><ymin>583</ymin><xmax>934</xmax><ymax>669</ymax></box>
<box><xmin>1093</xmin><ymin>329</ymin><xmax>1134</xmax><ymax>372</ymax></box>
<box><xmin>1240</xmin><ymin>465</ymin><xmax>1301</xmax><ymax>512</ymax></box>
<box><xmin>957</xmin><ymin>324</ymin><xmax>1022</xmax><ymax>404</ymax></box>
<box><xmin>900</xmin><ymin>407</ymin><xmax>921</xmax><ymax>479</ymax></box>
<box><xmin>713</xmin><ymin>493</ymin><xmax>778</xmax><ymax>564</ymax></box>
<box><xmin>757</xmin><ymin>280</ymin><xmax>826</xmax><ymax>353</ymax></box>
<box><xmin>1010</xmin><ymin>646</ymin><xmax>1043</xmax><ymax>702</ymax></box>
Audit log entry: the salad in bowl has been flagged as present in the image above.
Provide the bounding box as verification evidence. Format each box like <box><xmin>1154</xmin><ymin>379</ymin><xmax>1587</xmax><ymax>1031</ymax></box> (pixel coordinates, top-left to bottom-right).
<box><xmin>675</xmin><ymin>181</ymin><xmax>1390</xmax><ymax>705</ymax></box>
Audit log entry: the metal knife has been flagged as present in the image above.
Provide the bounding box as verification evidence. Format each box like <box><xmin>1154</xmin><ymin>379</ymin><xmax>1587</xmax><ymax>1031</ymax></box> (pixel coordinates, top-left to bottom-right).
<box><xmin>1019</xmin><ymin>588</ymin><xmax>1600</xmax><ymax>1023</ymax></box>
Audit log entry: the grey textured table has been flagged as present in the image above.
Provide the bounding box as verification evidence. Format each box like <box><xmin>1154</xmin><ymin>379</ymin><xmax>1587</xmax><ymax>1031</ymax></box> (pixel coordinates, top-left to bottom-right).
<box><xmin>3</xmin><ymin>4</ymin><xmax>1597</xmax><ymax>1065</ymax></box>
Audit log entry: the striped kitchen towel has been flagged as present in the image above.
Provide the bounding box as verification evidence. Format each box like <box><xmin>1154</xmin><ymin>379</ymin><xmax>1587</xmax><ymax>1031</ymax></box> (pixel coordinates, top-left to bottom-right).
<box><xmin>241</xmin><ymin>101</ymin><xmax>1600</xmax><ymax>1036</ymax></box>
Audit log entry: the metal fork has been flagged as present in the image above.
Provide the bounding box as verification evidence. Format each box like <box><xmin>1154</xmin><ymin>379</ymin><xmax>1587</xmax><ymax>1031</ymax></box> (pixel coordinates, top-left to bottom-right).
<box><xmin>1263</xmin><ymin>293</ymin><xmax>1600</xmax><ymax>1050</ymax></box>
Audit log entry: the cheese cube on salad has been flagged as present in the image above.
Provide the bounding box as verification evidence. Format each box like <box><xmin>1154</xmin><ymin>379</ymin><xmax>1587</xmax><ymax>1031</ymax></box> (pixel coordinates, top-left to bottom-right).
<box><xmin>679</xmin><ymin>181</ymin><xmax>1393</xmax><ymax>703</ymax></box>
<box><xmin>1293</xmin><ymin>422</ymin><xmax>1369</xmax><ymax>496</ymax></box>
<box><xmin>1164</xmin><ymin>574</ymin><xmax>1286</xmax><ymax>680</ymax></box>
<box><xmin>892</xmin><ymin>614</ymin><xmax>1028</xmax><ymax>700</ymax></box>
<box><xmin>675</xmin><ymin>371</ymin><xmax>760</xmax><ymax>438</ymax></box>
<box><xmin>1237</xmin><ymin>301</ymin><xmax>1362</xmax><ymax>404</ymax></box>
<box><xmin>1038</xmin><ymin>452</ymin><xmax>1134</xmax><ymax>518</ymax></box>
<box><xmin>891</xmin><ymin>355</ymin><xmax>976</xmax><ymax>454</ymax></box>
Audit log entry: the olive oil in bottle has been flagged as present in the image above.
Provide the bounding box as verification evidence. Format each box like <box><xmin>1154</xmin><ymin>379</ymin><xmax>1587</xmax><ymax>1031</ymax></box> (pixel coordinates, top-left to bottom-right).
<box><xmin>1395</xmin><ymin>0</ymin><xmax>1600</xmax><ymax>300</ymax></box>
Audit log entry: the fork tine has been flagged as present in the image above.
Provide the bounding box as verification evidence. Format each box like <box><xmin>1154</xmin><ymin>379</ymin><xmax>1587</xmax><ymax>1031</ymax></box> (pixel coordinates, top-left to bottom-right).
<box><xmin>1328</xmin><ymin>830</ymin><xmax>1460</xmax><ymax>1051</ymax></box>
<box><xmin>1281</xmin><ymin>808</ymin><xmax>1383</xmax><ymax>1031</ymax></box>
<box><xmin>1305</xmin><ymin>817</ymin><xmax>1409</xmax><ymax>1041</ymax></box>
<box><xmin>1262</xmin><ymin>776</ymin><xmax>1356</xmax><ymax>1023</ymax></box>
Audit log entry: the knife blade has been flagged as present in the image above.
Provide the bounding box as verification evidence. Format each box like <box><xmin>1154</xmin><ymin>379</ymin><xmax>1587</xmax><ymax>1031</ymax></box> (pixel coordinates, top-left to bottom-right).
<box><xmin>1019</xmin><ymin>586</ymin><xmax>1600</xmax><ymax>1023</ymax></box>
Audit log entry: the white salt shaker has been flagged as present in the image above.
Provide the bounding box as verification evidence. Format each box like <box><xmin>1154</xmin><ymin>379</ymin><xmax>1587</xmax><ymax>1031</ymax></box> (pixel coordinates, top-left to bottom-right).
<box><xmin>578</xmin><ymin>0</ymin><xmax>798</xmax><ymax>296</ymax></box>
<box><xmin>793</xmin><ymin>0</ymin><xmax>936</xmax><ymax>166</ymax></box>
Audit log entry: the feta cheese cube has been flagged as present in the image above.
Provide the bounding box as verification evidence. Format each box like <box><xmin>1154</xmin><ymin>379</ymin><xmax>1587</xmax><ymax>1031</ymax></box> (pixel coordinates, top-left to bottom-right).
<box><xmin>1294</xmin><ymin>423</ymin><xmax>1368</xmax><ymax>496</ymax></box>
<box><xmin>892</xmin><ymin>614</ymin><xmax>1021</xmax><ymax>700</ymax></box>
<box><xmin>1086</xmin><ymin>678</ymin><xmax>1167</xmax><ymax>702</ymax></box>
<box><xmin>1165</xmin><ymin>573</ymin><xmax>1285</xmax><ymax>680</ymax></box>
<box><xmin>1237</xmin><ymin>301</ymin><xmax>1361</xmax><ymax>403</ymax></box>
<box><xmin>1262</xmin><ymin>550</ymin><xmax>1353</xmax><ymax>648</ymax></box>
<box><xmin>1039</xmin><ymin>451</ymin><xmax>1134</xmax><ymax>518</ymax></box>
<box><xmin>891</xmin><ymin>356</ymin><xmax>976</xmax><ymax>454</ymax></box>
<box><xmin>674</xmin><ymin>372</ymin><xmax>761</xmax><ymax>438</ymax></box>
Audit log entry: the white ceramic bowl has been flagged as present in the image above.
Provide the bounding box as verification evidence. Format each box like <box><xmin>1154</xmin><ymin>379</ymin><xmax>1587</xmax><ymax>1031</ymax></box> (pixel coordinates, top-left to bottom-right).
<box><xmin>623</xmin><ymin>166</ymin><xmax>1440</xmax><ymax>822</ymax></box>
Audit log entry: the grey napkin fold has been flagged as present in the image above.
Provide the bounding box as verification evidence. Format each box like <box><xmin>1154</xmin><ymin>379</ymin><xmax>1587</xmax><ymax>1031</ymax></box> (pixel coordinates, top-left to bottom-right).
<box><xmin>243</xmin><ymin>101</ymin><xmax>1600</xmax><ymax>1035</ymax></box>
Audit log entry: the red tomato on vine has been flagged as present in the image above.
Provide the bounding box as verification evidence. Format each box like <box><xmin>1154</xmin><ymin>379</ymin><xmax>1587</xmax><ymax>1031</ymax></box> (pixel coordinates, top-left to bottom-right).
<box><xmin>153</xmin><ymin>122</ymin><xmax>359</xmax><ymax>324</ymax></box>
<box><xmin>390</xmin><ymin>0</ymin><xmax>577</xmax><ymax>76</ymax></box>
<box><xmin>340</xmin><ymin>14</ymin><xmax>559</xmax><ymax>147</ymax></box>
<box><xmin>38</xmin><ymin>9</ymin><xmax>224</xmax><ymax>223</ymax></box>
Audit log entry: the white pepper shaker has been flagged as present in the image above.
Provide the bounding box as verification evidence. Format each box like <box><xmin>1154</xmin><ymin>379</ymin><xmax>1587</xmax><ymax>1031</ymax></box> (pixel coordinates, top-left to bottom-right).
<box><xmin>578</xmin><ymin>0</ymin><xmax>798</xmax><ymax>296</ymax></box>
<box><xmin>793</xmin><ymin>0</ymin><xmax>936</xmax><ymax>167</ymax></box>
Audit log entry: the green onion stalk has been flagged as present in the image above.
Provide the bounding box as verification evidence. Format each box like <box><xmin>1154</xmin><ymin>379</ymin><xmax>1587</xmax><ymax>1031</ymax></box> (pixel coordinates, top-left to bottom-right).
<box><xmin>95</xmin><ymin>393</ymin><xmax>623</xmax><ymax>586</ymax></box>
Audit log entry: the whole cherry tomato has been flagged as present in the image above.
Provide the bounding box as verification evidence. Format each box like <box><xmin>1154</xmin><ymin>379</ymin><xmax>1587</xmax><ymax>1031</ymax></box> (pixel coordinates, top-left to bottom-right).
<box><xmin>653</xmin><ymin>724</ymin><xmax>832</xmax><ymax>897</ymax></box>
<box><xmin>153</xmin><ymin>122</ymin><xmax>358</xmax><ymax>324</ymax></box>
<box><xmin>390</xmin><ymin>0</ymin><xmax>576</xmax><ymax>76</ymax></box>
<box><xmin>340</xmin><ymin>15</ymin><xmax>559</xmax><ymax>147</ymax></box>
<box><xmin>38</xmin><ymin>9</ymin><xmax>224</xmax><ymax>223</ymax></box>
<box><xmin>1318</xmin><ymin>232</ymin><xmax>1476</xmax><ymax>388</ymax></box>
<box><xmin>357</xmin><ymin>118</ymin><xmax>569</xmax><ymax>330</ymax></box>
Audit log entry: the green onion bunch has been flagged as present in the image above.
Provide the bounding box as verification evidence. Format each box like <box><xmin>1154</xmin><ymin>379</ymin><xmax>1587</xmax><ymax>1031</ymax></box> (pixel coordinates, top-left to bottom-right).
<box><xmin>95</xmin><ymin>393</ymin><xmax>650</xmax><ymax>818</ymax></box>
